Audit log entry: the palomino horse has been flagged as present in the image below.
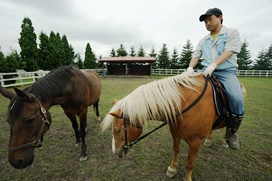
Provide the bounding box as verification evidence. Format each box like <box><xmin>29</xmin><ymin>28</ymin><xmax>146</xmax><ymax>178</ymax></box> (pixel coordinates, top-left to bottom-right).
<box><xmin>0</xmin><ymin>65</ymin><xmax>101</xmax><ymax>169</ymax></box>
<box><xmin>102</xmin><ymin>73</ymin><xmax>246</xmax><ymax>181</ymax></box>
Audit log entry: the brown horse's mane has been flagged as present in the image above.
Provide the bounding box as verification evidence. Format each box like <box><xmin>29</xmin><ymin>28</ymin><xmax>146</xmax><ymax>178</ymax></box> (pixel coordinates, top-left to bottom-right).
<box><xmin>8</xmin><ymin>65</ymin><xmax>80</xmax><ymax>119</ymax></box>
<box><xmin>27</xmin><ymin>65</ymin><xmax>80</xmax><ymax>102</ymax></box>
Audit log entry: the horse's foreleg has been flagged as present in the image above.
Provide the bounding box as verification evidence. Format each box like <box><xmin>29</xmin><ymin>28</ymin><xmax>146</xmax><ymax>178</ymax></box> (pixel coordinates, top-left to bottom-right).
<box><xmin>79</xmin><ymin>111</ymin><xmax>88</xmax><ymax>161</ymax></box>
<box><xmin>65</xmin><ymin>112</ymin><xmax>80</xmax><ymax>146</ymax></box>
<box><xmin>203</xmin><ymin>130</ymin><xmax>214</xmax><ymax>147</ymax></box>
<box><xmin>184</xmin><ymin>139</ymin><xmax>202</xmax><ymax>181</ymax></box>
<box><xmin>166</xmin><ymin>127</ymin><xmax>182</xmax><ymax>178</ymax></box>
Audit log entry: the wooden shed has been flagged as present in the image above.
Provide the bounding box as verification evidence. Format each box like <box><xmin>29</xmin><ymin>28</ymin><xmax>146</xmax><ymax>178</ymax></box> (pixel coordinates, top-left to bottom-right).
<box><xmin>99</xmin><ymin>57</ymin><xmax>156</xmax><ymax>76</ymax></box>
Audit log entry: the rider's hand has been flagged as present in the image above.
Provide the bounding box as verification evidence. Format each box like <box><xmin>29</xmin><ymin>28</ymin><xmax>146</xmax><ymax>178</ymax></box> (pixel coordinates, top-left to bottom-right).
<box><xmin>203</xmin><ymin>63</ymin><xmax>217</xmax><ymax>77</ymax></box>
<box><xmin>186</xmin><ymin>67</ymin><xmax>194</xmax><ymax>74</ymax></box>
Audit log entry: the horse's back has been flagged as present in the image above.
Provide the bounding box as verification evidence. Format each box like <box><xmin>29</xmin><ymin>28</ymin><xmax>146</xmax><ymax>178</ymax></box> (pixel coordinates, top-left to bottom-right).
<box><xmin>176</xmin><ymin>74</ymin><xmax>218</xmax><ymax>140</ymax></box>
<box><xmin>82</xmin><ymin>70</ymin><xmax>101</xmax><ymax>103</ymax></box>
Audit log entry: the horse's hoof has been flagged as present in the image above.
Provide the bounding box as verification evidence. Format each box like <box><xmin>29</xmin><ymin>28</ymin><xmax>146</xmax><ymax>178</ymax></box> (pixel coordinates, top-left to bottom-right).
<box><xmin>166</xmin><ymin>166</ymin><xmax>177</xmax><ymax>178</ymax></box>
<box><xmin>222</xmin><ymin>141</ymin><xmax>229</xmax><ymax>148</ymax></box>
<box><xmin>203</xmin><ymin>139</ymin><xmax>212</xmax><ymax>147</ymax></box>
<box><xmin>79</xmin><ymin>156</ymin><xmax>88</xmax><ymax>161</ymax></box>
<box><xmin>97</xmin><ymin>117</ymin><xmax>101</xmax><ymax>121</ymax></box>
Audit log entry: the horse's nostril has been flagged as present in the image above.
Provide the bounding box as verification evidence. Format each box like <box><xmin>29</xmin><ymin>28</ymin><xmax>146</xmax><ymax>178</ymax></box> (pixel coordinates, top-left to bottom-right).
<box><xmin>10</xmin><ymin>158</ymin><xmax>26</xmax><ymax>169</ymax></box>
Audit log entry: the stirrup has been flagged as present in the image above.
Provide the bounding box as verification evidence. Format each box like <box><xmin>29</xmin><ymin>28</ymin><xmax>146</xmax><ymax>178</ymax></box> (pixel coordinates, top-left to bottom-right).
<box><xmin>227</xmin><ymin>133</ymin><xmax>241</xmax><ymax>150</ymax></box>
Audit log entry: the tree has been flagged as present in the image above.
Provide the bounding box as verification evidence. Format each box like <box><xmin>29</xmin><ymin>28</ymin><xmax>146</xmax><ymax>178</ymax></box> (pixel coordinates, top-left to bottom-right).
<box><xmin>116</xmin><ymin>44</ymin><xmax>127</xmax><ymax>57</ymax></box>
<box><xmin>253</xmin><ymin>45</ymin><xmax>272</xmax><ymax>70</ymax></box>
<box><xmin>38</xmin><ymin>32</ymin><xmax>55</xmax><ymax>70</ymax></box>
<box><xmin>84</xmin><ymin>43</ymin><xmax>96</xmax><ymax>68</ymax></box>
<box><xmin>110</xmin><ymin>48</ymin><xmax>116</xmax><ymax>57</ymax></box>
<box><xmin>179</xmin><ymin>39</ymin><xmax>194</xmax><ymax>69</ymax></box>
<box><xmin>158</xmin><ymin>43</ymin><xmax>170</xmax><ymax>68</ymax></box>
<box><xmin>170</xmin><ymin>48</ymin><xmax>179</xmax><ymax>68</ymax></box>
<box><xmin>18</xmin><ymin>17</ymin><xmax>39</xmax><ymax>71</ymax></box>
<box><xmin>237</xmin><ymin>40</ymin><xmax>252</xmax><ymax>70</ymax></box>
<box><xmin>149</xmin><ymin>46</ymin><xmax>158</xmax><ymax>68</ymax></box>
<box><xmin>149</xmin><ymin>46</ymin><xmax>157</xmax><ymax>58</ymax></box>
<box><xmin>0</xmin><ymin>50</ymin><xmax>19</xmax><ymax>84</ymax></box>
<box><xmin>137</xmin><ymin>45</ymin><xmax>146</xmax><ymax>57</ymax></box>
<box><xmin>62</xmin><ymin>35</ymin><xmax>74</xmax><ymax>65</ymax></box>
<box><xmin>75</xmin><ymin>53</ymin><xmax>83</xmax><ymax>69</ymax></box>
<box><xmin>129</xmin><ymin>46</ymin><xmax>136</xmax><ymax>57</ymax></box>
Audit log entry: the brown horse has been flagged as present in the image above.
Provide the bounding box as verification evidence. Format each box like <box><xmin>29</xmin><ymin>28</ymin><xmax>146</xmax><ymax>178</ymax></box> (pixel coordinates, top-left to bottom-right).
<box><xmin>101</xmin><ymin>73</ymin><xmax>246</xmax><ymax>181</ymax></box>
<box><xmin>0</xmin><ymin>65</ymin><xmax>101</xmax><ymax>169</ymax></box>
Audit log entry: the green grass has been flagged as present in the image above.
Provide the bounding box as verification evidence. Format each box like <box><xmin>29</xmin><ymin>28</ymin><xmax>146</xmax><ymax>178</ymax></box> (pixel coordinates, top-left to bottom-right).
<box><xmin>0</xmin><ymin>76</ymin><xmax>271</xmax><ymax>181</ymax></box>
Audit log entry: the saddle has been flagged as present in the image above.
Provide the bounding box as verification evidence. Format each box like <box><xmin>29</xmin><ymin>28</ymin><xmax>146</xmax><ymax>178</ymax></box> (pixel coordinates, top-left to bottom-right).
<box><xmin>209</xmin><ymin>75</ymin><xmax>230</xmax><ymax>129</ymax></box>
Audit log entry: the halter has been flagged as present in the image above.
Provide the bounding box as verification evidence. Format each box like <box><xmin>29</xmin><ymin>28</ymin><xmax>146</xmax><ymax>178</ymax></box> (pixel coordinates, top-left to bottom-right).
<box><xmin>8</xmin><ymin>98</ymin><xmax>50</xmax><ymax>152</ymax></box>
<box><xmin>122</xmin><ymin>76</ymin><xmax>209</xmax><ymax>152</ymax></box>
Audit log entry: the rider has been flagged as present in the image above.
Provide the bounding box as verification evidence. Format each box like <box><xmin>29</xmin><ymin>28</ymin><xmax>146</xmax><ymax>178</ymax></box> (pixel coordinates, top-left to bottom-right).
<box><xmin>186</xmin><ymin>8</ymin><xmax>244</xmax><ymax>150</ymax></box>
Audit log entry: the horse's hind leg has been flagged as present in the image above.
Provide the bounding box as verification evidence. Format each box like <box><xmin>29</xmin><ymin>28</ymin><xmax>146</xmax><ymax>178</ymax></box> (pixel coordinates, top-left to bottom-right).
<box><xmin>93</xmin><ymin>99</ymin><xmax>101</xmax><ymax>121</ymax></box>
<box><xmin>79</xmin><ymin>110</ymin><xmax>88</xmax><ymax>161</ymax></box>
<box><xmin>203</xmin><ymin>130</ymin><xmax>214</xmax><ymax>147</ymax></box>
<box><xmin>65</xmin><ymin>112</ymin><xmax>80</xmax><ymax>146</ymax></box>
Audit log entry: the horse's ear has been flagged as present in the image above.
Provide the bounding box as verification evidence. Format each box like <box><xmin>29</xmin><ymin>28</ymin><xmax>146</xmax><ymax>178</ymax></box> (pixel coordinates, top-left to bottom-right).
<box><xmin>0</xmin><ymin>86</ymin><xmax>15</xmax><ymax>99</ymax></box>
<box><xmin>14</xmin><ymin>88</ymin><xmax>32</xmax><ymax>101</ymax></box>
<box><xmin>109</xmin><ymin>109</ymin><xmax>122</xmax><ymax>118</ymax></box>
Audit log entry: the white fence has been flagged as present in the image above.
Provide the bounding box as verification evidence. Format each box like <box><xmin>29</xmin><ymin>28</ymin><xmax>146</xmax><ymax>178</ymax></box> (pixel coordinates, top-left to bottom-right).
<box><xmin>0</xmin><ymin>69</ymin><xmax>271</xmax><ymax>88</ymax></box>
<box><xmin>152</xmin><ymin>69</ymin><xmax>272</xmax><ymax>77</ymax></box>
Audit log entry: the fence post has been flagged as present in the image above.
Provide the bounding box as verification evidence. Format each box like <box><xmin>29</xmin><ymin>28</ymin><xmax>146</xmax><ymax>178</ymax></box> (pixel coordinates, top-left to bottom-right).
<box><xmin>0</xmin><ymin>74</ymin><xmax>4</xmax><ymax>87</ymax></box>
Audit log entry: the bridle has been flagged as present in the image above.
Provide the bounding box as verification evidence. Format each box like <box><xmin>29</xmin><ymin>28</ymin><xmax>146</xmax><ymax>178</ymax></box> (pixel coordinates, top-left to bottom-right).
<box><xmin>122</xmin><ymin>76</ymin><xmax>209</xmax><ymax>152</ymax></box>
<box><xmin>8</xmin><ymin>98</ymin><xmax>50</xmax><ymax>152</ymax></box>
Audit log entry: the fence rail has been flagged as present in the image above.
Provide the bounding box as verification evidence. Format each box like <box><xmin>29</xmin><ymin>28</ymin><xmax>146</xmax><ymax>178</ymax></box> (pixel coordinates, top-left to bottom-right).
<box><xmin>0</xmin><ymin>69</ymin><xmax>271</xmax><ymax>88</ymax></box>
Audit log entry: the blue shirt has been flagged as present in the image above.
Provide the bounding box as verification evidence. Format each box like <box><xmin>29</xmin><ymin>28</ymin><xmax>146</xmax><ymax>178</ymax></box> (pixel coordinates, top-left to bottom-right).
<box><xmin>193</xmin><ymin>25</ymin><xmax>242</xmax><ymax>70</ymax></box>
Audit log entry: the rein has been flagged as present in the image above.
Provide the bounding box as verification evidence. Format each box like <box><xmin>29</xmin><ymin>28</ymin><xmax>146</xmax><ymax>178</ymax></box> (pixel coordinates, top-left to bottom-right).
<box><xmin>123</xmin><ymin>75</ymin><xmax>209</xmax><ymax>150</ymax></box>
<box><xmin>8</xmin><ymin>98</ymin><xmax>50</xmax><ymax>152</ymax></box>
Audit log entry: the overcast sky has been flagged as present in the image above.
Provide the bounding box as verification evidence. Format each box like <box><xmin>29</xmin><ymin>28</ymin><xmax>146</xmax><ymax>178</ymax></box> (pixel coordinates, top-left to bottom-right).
<box><xmin>1</xmin><ymin>0</ymin><xmax>271</xmax><ymax>61</ymax></box>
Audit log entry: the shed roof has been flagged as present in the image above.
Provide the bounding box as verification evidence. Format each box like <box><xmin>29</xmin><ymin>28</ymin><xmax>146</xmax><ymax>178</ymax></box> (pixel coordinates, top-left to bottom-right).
<box><xmin>99</xmin><ymin>56</ymin><xmax>156</xmax><ymax>63</ymax></box>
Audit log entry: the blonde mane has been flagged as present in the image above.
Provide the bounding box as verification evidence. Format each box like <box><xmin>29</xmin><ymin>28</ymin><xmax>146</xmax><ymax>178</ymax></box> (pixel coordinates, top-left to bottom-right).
<box><xmin>101</xmin><ymin>73</ymin><xmax>202</xmax><ymax>131</ymax></box>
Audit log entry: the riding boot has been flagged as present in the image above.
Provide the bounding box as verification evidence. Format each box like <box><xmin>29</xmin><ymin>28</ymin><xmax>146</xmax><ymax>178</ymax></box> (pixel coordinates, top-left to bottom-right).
<box><xmin>226</xmin><ymin>113</ymin><xmax>243</xmax><ymax>150</ymax></box>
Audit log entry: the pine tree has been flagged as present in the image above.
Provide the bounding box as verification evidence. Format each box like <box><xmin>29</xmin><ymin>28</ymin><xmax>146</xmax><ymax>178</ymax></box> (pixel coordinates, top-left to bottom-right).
<box><xmin>129</xmin><ymin>46</ymin><xmax>136</xmax><ymax>57</ymax></box>
<box><xmin>179</xmin><ymin>39</ymin><xmax>194</xmax><ymax>69</ymax></box>
<box><xmin>49</xmin><ymin>31</ymin><xmax>59</xmax><ymax>68</ymax></box>
<box><xmin>149</xmin><ymin>46</ymin><xmax>158</xmax><ymax>69</ymax></box>
<box><xmin>62</xmin><ymin>35</ymin><xmax>74</xmax><ymax>65</ymax></box>
<box><xmin>253</xmin><ymin>45</ymin><xmax>272</xmax><ymax>70</ymax></box>
<box><xmin>84</xmin><ymin>43</ymin><xmax>96</xmax><ymax>69</ymax></box>
<box><xmin>237</xmin><ymin>40</ymin><xmax>252</xmax><ymax>70</ymax></box>
<box><xmin>38</xmin><ymin>32</ymin><xmax>55</xmax><ymax>70</ymax></box>
<box><xmin>170</xmin><ymin>48</ymin><xmax>179</xmax><ymax>68</ymax></box>
<box><xmin>158</xmin><ymin>43</ymin><xmax>170</xmax><ymax>68</ymax></box>
<box><xmin>110</xmin><ymin>48</ymin><xmax>116</xmax><ymax>57</ymax></box>
<box><xmin>137</xmin><ymin>45</ymin><xmax>146</xmax><ymax>57</ymax></box>
<box><xmin>116</xmin><ymin>44</ymin><xmax>128</xmax><ymax>57</ymax></box>
<box><xmin>149</xmin><ymin>46</ymin><xmax>157</xmax><ymax>58</ymax></box>
<box><xmin>18</xmin><ymin>17</ymin><xmax>39</xmax><ymax>71</ymax></box>
<box><xmin>75</xmin><ymin>53</ymin><xmax>83</xmax><ymax>69</ymax></box>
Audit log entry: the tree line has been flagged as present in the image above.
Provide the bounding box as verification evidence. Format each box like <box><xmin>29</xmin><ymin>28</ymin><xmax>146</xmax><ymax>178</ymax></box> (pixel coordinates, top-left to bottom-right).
<box><xmin>0</xmin><ymin>17</ymin><xmax>272</xmax><ymax>74</ymax></box>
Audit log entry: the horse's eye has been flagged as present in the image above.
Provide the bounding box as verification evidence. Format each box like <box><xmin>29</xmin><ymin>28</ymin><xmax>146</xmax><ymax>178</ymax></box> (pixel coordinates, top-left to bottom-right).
<box><xmin>24</xmin><ymin>116</ymin><xmax>36</xmax><ymax>124</ymax></box>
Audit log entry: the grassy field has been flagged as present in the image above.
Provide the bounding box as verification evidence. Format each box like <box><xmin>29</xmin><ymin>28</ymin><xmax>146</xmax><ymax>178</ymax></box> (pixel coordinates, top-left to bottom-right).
<box><xmin>0</xmin><ymin>76</ymin><xmax>271</xmax><ymax>181</ymax></box>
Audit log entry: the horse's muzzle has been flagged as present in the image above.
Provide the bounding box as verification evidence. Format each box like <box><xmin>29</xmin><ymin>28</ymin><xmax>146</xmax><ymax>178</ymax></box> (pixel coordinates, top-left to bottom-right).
<box><xmin>9</xmin><ymin>150</ymin><xmax>34</xmax><ymax>169</ymax></box>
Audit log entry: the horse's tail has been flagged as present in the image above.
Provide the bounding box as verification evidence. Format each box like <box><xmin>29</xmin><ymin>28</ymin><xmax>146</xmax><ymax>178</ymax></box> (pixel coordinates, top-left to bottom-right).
<box><xmin>93</xmin><ymin>100</ymin><xmax>100</xmax><ymax>117</ymax></box>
